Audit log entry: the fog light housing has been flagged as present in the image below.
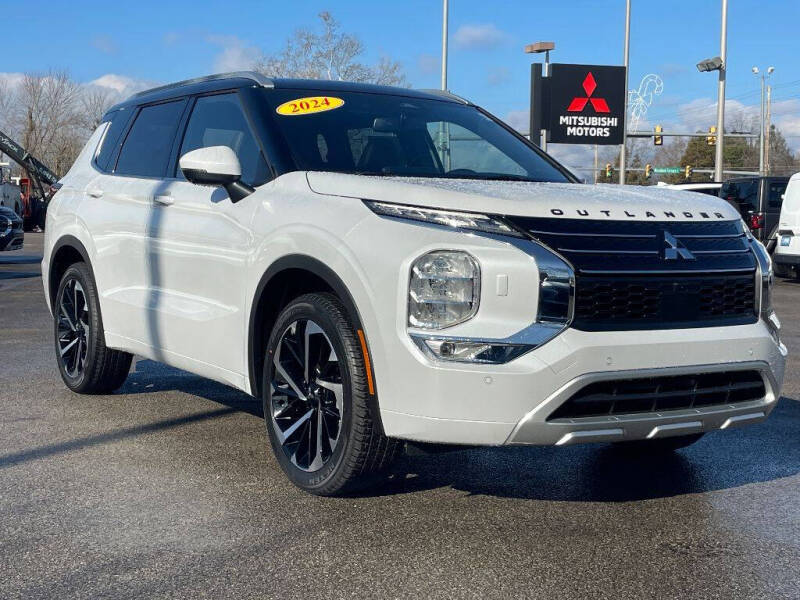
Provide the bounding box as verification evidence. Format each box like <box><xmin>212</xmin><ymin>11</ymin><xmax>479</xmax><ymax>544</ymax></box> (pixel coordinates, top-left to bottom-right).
<box><xmin>409</xmin><ymin>250</ymin><xmax>480</xmax><ymax>329</ymax></box>
<box><xmin>412</xmin><ymin>337</ymin><xmax>532</xmax><ymax>364</ymax></box>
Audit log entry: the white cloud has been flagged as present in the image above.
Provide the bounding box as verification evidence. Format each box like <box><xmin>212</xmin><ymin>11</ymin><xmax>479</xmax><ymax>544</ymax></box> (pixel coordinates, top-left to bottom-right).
<box><xmin>453</xmin><ymin>24</ymin><xmax>508</xmax><ymax>50</ymax></box>
<box><xmin>206</xmin><ymin>35</ymin><xmax>261</xmax><ymax>73</ymax></box>
<box><xmin>88</xmin><ymin>74</ymin><xmax>155</xmax><ymax>96</ymax></box>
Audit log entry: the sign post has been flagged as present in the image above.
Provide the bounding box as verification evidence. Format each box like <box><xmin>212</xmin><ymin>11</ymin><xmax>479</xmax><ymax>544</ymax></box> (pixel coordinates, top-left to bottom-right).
<box><xmin>545</xmin><ymin>64</ymin><xmax>627</xmax><ymax>146</ymax></box>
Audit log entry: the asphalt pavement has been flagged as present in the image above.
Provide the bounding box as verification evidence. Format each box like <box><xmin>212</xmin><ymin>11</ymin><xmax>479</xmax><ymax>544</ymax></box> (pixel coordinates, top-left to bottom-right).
<box><xmin>1</xmin><ymin>234</ymin><xmax>798</xmax><ymax>599</ymax></box>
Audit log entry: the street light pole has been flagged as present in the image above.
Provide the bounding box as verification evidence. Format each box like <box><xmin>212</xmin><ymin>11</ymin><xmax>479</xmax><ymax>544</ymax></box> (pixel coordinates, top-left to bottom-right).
<box><xmin>441</xmin><ymin>0</ymin><xmax>448</xmax><ymax>91</ymax></box>
<box><xmin>524</xmin><ymin>41</ymin><xmax>556</xmax><ymax>151</ymax></box>
<box><xmin>714</xmin><ymin>0</ymin><xmax>728</xmax><ymax>182</ymax></box>
<box><xmin>619</xmin><ymin>0</ymin><xmax>631</xmax><ymax>185</ymax></box>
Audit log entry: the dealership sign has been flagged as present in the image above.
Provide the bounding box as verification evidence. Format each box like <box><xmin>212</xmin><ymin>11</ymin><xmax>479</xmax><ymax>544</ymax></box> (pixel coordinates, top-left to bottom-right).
<box><xmin>546</xmin><ymin>64</ymin><xmax>626</xmax><ymax>145</ymax></box>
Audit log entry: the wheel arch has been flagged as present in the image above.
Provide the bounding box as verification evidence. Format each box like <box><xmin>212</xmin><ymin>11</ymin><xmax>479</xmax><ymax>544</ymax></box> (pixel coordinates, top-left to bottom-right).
<box><xmin>248</xmin><ymin>254</ymin><xmax>384</xmax><ymax>433</ymax></box>
<box><xmin>49</xmin><ymin>235</ymin><xmax>96</xmax><ymax>309</ymax></box>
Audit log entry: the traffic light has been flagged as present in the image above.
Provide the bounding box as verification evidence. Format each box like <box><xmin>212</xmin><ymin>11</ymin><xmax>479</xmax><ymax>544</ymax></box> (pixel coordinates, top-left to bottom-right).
<box><xmin>707</xmin><ymin>126</ymin><xmax>717</xmax><ymax>146</ymax></box>
<box><xmin>654</xmin><ymin>125</ymin><xmax>663</xmax><ymax>146</ymax></box>
<box><xmin>645</xmin><ymin>164</ymin><xmax>653</xmax><ymax>179</ymax></box>
<box><xmin>605</xmin><ymin>163</ymin><xmax>613</xmax><ymax>179</ymax></box>
<box><xmin>685</xmin><ymin>165</ymin><xmax>693</xmax><ymax>180</ymax></box>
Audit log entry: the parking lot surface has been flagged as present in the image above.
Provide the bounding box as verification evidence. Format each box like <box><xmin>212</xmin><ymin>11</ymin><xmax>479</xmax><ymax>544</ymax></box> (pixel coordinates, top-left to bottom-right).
<box><xmin>1</xmin><ymin>234</ymin><xmax>798</xmax><ymax>599</ymax></box>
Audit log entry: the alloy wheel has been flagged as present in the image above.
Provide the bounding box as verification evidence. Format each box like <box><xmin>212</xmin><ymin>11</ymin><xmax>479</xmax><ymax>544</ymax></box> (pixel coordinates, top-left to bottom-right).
<box><xmin>270</xmin><ymin>319</ymin><xmax>344</xmax><ymax>472</ymax></box>
<box><xmin>57</xmin><ymin>278</ymin><xmax>90</xmax><ymax>378</ymax></box>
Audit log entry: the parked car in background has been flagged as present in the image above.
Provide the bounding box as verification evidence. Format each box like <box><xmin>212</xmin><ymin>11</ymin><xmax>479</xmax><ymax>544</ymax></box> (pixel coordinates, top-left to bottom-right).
<box><xmin>0</xmin><ymin>181</ymin><xmax>22</xmax><ymax>217</ymax></box>
<box><xmin>0</xmin><ymin>206</ymin><xmax>24</xmax><ymax>251</ymax></box>
<box><xmin>773</xmin><ymin>173</ymin><xmax>800</xmax><ymax>278</ymax></box>
<box><xmin>660</xmin><ymin>182</ymin><xmax>722</xmax><ymax>197</ymax></box>
<box><xmin>720</xmin><ymin>176</ymin><xmax>790</xmax><ymax>251</ymax></box>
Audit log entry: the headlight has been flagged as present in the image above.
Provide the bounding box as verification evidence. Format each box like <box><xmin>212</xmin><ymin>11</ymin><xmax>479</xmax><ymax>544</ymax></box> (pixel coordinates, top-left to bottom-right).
<box><xmin>409</xmin><ymin>250</ymin><xmax>480</xmax><ymax>329</ymax></box>
<box><xmin>409</xmin><ymin>242</ymin><xmax>575</xmax><ymax>364</ymax></box>
<box><xmin>365</xmin><ymin>200</ymin><xmax>523</xmax><ymax>237</ymax></box>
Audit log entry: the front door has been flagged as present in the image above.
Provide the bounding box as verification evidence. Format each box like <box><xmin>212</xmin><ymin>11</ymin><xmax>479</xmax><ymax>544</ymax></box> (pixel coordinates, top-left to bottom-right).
<box><xmin>148</xmin><ymin>92</ymin><xmax>271</xmax><ymax>382</ymax></box>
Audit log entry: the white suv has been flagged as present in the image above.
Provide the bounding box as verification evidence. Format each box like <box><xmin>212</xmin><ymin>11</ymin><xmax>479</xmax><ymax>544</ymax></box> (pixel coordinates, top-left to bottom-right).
<box><xmin>43</xmin><ymin>72</ymin><xmax>786</xmax><ymax>494</ymax></box>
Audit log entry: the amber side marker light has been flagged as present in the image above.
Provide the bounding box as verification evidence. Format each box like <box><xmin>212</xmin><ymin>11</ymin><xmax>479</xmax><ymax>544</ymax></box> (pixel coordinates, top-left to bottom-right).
<box><xmin>357</xmin><ymin>329</ymin><xmax>375</xmax><ymax>395</ymax></box>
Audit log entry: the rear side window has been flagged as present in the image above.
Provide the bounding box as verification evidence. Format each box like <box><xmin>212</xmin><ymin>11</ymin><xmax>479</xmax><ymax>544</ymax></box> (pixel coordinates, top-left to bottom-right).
<box><xmin>178</xmin><ymin>93</ymin><xmax>270</xmax><ymax>186</ymax></box>
<box><xmin>115</xmin><ymin>100</ymin><xmax>185</xmax><ymax>177</ymax></box>
<box><xmin>94</xmin><ymin>109</ymin><xmax>131</xmax><ymax>171</ymax></box>
<box><xmin>768</xmin><ymin>181</ymin><xmax>787</xmax><ymax>210</ymax></box>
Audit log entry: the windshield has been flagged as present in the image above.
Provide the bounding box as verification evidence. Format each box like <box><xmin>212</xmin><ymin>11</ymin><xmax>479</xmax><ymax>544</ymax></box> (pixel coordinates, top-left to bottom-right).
<box><xmin>263</xmin><ymin>89</ymin><xmax>571</xmax><ymax>183</ymax></box>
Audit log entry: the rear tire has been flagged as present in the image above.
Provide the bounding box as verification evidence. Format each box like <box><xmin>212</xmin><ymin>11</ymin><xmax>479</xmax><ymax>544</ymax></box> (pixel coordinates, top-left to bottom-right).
<box><xmin>262</xmin><ymin>293</ymin><xmax>399</xmax><ymax>495</ymax></box>
<box><xmin>612</xmin><ymin>433</ymin><xmax>705</xmax><ymax>453</ymax></box>
<box><xmin>54</xmin><ymin>263</ymin><xmax>132</xmax><ymax>394</ymax></box>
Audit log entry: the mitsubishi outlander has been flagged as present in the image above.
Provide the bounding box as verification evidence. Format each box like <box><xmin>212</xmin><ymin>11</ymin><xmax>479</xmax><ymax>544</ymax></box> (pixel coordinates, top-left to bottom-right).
<box><xmin>43</xmin><ymin>73</ymin><xmax>786</xmax><ymax>495</ymax></box>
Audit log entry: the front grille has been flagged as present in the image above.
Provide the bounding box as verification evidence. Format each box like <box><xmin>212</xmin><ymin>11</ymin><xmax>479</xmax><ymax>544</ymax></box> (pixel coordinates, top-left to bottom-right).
<box><xmin>574</xmin><ymin>274</ymin><xmax>756</xmax><ymax>330</ymax></box>
<box><xmin>547</xmin><ymin>370</ymin><xmax>766</xmax><ymax>420</ymax></box>
<box><xmin>504</xmin><ymin>217</ymin><xmax>758</xmax><ymax>330</ymax></box>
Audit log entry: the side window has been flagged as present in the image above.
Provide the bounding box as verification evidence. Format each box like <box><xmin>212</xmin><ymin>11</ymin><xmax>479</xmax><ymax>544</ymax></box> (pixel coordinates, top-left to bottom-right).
<box><xmin>768</xmin><ymin>181</ymin><xmax>787</xmax><ymax>210</ymax></box>
<box><xmin>178</xmin><ymin>93</ymin><xmax>270</xmax><ymax>186</ymax></box>
<box><xmin>115</xmin><ymin>100</ymin><xmax>185</xmax><ymax>178</ymax></box>
<box><xmin>94</xmin><ymin>109</ymin><xmax>131</xmax><ymax>171</ymax></box>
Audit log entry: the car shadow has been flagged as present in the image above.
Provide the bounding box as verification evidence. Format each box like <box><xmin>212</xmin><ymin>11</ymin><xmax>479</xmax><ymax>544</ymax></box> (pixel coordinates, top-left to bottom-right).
<box><xmin>120</xmin><ymin>359</ymin><xmax>262</xmax><ymax>418</ymax></box>
<box><xmin>362</xmin><ymin>397</ymin><xmax>800</xmax><ymax>502</ymax></box>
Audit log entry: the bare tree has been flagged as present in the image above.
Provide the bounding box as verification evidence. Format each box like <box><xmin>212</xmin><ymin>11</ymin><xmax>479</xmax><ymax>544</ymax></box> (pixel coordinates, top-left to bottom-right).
<box><xmin>256</xmin><ymin>12</ymin><xmax>407</xmax><ymax>86</ymax></box>
<box><xmin>80</xmin><ymin>86</ymin><xmax>117</xmax><ymax>131</ymax></box>
<box><xmin>16</xmin><ymin>71</ymin><xmax>84</xmax><ymax>176</ymax></box>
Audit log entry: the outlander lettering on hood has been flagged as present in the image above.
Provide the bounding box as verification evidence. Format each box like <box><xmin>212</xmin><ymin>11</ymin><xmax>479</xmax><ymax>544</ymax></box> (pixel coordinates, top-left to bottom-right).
<box><xmin>547</xmin><ymin>207</ymin><xmax>727</xmax><ymax>219</ymax></box>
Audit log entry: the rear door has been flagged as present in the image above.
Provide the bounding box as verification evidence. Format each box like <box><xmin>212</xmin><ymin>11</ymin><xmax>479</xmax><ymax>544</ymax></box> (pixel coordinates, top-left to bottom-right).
<box><xmin>764</xmin><ymin>178</ymin><xmax>788</xmax><ymax>248</ymax></box>
<box><xmin>86</xmin><ymin>99</ymin><xmax>187</xmax><ymax>348</ymax></box>
<box><xmin>147</xmin><ymin>91</ymin><xmax>271</xmax><ymax>382</ymax></box>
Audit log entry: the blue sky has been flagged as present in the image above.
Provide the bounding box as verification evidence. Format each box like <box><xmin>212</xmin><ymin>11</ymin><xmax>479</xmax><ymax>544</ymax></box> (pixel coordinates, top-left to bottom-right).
<box><xmin>5</xmin><ymin>0</ymin><xmax>800</xmax><ymax>162</ymax></box>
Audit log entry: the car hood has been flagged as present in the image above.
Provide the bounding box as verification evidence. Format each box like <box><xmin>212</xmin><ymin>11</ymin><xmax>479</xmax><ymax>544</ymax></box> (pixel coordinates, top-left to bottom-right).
<box><xmin>305</xmin><ymin>172</ymin><xmax>741</xmax><ymax>222</ymax></box>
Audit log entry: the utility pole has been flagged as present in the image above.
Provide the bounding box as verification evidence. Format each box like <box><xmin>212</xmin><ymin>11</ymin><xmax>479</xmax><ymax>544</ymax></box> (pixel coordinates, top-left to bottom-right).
<box><xmin>765</xmin><ymin>82</ymin><xmax>772</xmax><ymax>174</ymax></box>
<box><xmin>594</xmin><ymin>144</ymin><xmax>599</xmax><ymax>184</ymax></box>
<box><xmin>714</xmin><ymin>0</ymin><xmax>728</xmax><ymax>182</ymax></box>
<box><xmin>619</xmin><ymin>0</ymin><xmax>631</xmax><ymax>185</ymax></box>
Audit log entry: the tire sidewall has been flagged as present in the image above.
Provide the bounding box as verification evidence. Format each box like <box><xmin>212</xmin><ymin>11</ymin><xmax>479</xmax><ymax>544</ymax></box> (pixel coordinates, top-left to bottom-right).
<box><xmin>262</xmin><ymin>296</ymin><xmax>359</xmax><ymax>492</ymax></box>
<box><xmin>54</xmin><ymin>264</ymin><xmax>100</xmax><ymax>392</ymax></box>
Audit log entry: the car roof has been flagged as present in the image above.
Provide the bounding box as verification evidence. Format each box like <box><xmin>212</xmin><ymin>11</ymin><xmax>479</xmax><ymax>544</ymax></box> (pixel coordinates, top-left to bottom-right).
<box><xmin>106</xmin><ymin>71</ymin><xmax>470</xmax><ymax>115</ymax></box>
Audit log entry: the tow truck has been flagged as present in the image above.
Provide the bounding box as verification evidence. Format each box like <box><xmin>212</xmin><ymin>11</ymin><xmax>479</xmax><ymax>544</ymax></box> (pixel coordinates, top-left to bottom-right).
<box><xmin>0</xmin><ymin>129</ymin><xmax>59</xmax><ymax>230</ymax></box>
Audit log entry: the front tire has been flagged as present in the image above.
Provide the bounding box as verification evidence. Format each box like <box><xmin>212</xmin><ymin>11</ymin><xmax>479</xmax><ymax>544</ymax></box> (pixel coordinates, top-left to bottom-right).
<box><xmin>54</xmin><ymin>263</ymin><xmax>132</xmax><ymax>394</ymax></box>
<box><xmin>262</xmin><ymin>293</ymin><xmax>398</xmax><ymax>495</ymax></box>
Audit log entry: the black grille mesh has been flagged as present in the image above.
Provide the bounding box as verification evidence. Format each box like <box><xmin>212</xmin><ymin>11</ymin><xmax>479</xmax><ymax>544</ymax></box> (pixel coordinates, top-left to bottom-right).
<box><xmin>574</xmin><ymin>274</ymin><xmax>756</xmax><ymax>329</ymax></box>
<box><xmin>548</xmin><ymin>370</ymin><xmax>766</xmax><ymax>420</ymax></box>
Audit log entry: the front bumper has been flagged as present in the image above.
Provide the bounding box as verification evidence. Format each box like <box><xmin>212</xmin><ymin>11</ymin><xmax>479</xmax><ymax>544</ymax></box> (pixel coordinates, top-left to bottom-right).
<box><xmin>378</xmin><ymin>321</ymin><xmax>787</xmax><ymax>446</ymax></box>
<box><xmin>0</xmin><ymin>229</ymin><xmax>23</xmax><ymax>251</ymax></box>
<box><xmin>506</xmin><ymin>361</ymin><xmax>778</xmax><ymax>446</ymax></box>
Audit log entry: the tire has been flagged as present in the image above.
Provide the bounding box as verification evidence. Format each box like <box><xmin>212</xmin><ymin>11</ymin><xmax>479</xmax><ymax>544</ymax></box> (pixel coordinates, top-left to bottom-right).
<box><xmin>54</xmin><ymin>263</ymin><xmax>132</xmax><ymax>394</ymax></box>
<box><xmin>262</xmin><ymin>293</ymin><xmax>399</xmax><ymax>495</ymax></box>
<box><xmin>612</xmin><ymin>432</ymin><xmax>705</xmax><ymax>453</ymax></box>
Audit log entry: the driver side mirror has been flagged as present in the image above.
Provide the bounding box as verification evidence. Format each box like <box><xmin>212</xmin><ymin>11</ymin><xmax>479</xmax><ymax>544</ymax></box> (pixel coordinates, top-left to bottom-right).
<box><xmin>179</xmin><ymin>146</ymin><xmax>254</xmax><ymax>203</ymax></box>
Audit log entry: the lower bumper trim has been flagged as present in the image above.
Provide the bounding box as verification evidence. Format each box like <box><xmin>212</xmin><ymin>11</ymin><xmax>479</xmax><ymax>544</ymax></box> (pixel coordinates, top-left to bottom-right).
<box><xmin>646</xmin><ymin>421</ymin><xmax>702</xmax><ymax>439</ymax></box>
<box><xmin>720</xmin><ymin>411</ymin><xmax>766</xmax><ymax>429</ymax></box>
<box><xmin>555</xmin><ymin>428</ymin><xmax>623</xmax><ymax>446</ymax></box>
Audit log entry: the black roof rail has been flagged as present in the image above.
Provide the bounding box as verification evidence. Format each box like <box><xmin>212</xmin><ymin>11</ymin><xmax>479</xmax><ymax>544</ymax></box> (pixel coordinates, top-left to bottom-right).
<box><xmin>130</xmin><ymin>71</ymin><xmax>274</xmax><ymax>99</ymax></box>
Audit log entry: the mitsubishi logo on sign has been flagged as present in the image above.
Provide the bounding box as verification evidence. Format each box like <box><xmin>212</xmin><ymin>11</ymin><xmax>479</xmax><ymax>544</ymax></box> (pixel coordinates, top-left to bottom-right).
<box><xmin>546</xmin><ymin>64</ymin><xmax>626</xmax><ymax>145</ymax></box>
<box><xmin>567</xmin><ymin>73</ymin><xmax>610</xmax><ymax>113</ymax></box>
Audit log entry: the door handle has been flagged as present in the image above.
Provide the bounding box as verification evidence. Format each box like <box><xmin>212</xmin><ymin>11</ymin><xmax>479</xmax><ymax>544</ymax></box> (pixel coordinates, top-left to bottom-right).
<box><xmin>154</xmin><ymin>194</ymin><xmax>174</xmax><ymax>206</ymax></box>
<box><xmin>86</xmin><ymin>188</ymin><xmax>103</xmax><ymax>198</ymax></box>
